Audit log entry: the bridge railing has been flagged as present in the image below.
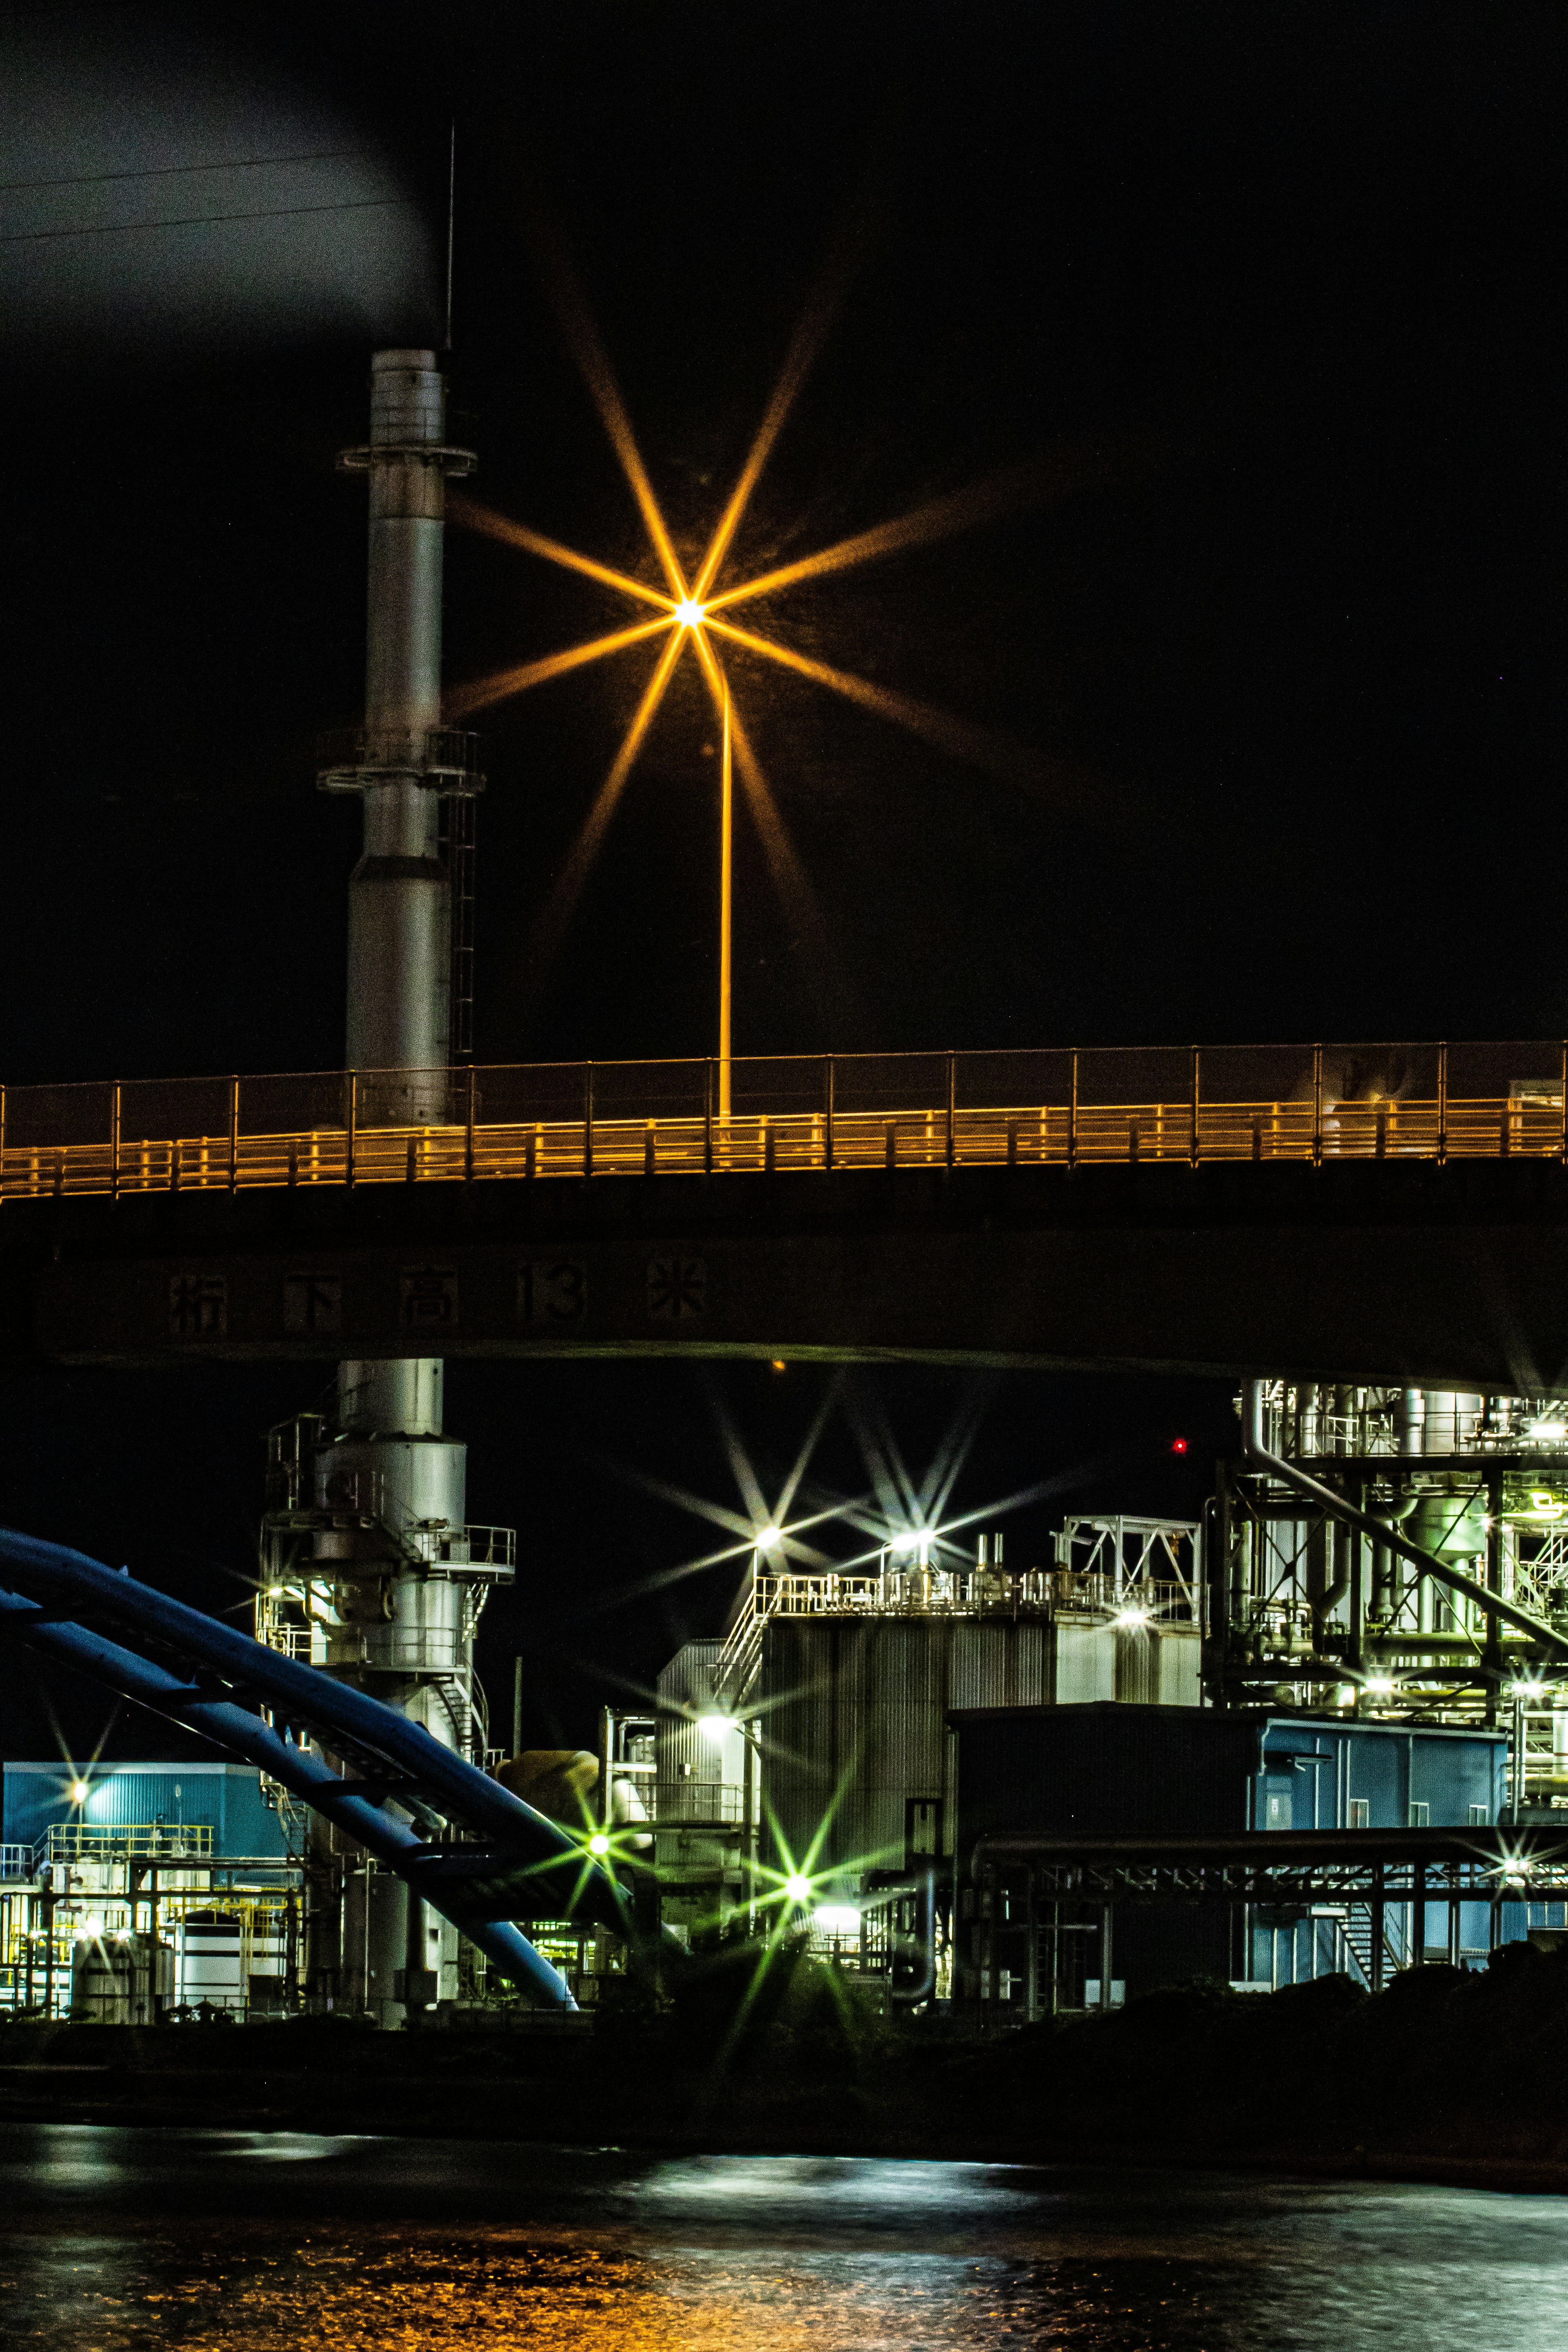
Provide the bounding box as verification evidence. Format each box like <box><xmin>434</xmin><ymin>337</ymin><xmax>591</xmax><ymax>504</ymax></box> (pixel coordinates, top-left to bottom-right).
<box><xmin>1</xmin><ymin>1041</ymin><xmax>1564</xmax><ymax>1200</ymax></box>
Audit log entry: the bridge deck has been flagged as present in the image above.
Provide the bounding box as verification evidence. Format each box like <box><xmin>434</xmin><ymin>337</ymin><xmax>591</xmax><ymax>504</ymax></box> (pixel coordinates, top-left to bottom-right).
<box><xmin>4</xmin><ymin>1050</ymin><xmax>1567</xmax><ymax>1385</ymax></box>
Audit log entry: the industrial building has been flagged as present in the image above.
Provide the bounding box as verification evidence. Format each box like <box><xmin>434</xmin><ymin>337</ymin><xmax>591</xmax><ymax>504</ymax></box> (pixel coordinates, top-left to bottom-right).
<box><xmin>9</xmin><ymin>337</ymin><xmax>1568</xmax><ymax>2036</ymax></box>
<box><xmin>0</xmin><ymin>1762</ymin><xmax>296</xmax><ymax>2021</ymax></box>
<box><xmin>639</xmin><ymin>1377</ymin><xmax>1568</xmax><ymax>2015</ymax></box>
<box><xmin>949</xmin><ymin>1704</ymin><xmax>1519</xmax><ymax>2011</ymax></box>
<box><xmin>640</xmin><ymin>1516</ymin><xmax>1203</xmax><ymax>1982</ymax></box>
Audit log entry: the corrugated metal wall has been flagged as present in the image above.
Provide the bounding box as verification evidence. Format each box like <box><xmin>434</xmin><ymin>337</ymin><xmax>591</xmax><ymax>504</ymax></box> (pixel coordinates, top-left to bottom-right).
<box><xmin>1254</xmin><ymin>1719</ymin><xmax>1506</xmax><ymax>1832</ymax></box>
<box><xmin>0</xmin><ymin>1763</ymin><xmax>287</xmax><ymax>1857</ymax></box>
<box><xmin>760</xmin><ymin>1617</ymin><xmax>1051</xmax><ymax>1884</ymax></box>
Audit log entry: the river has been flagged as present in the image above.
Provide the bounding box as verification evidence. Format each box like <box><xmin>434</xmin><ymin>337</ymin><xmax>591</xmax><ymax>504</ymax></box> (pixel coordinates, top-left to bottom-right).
<box><xmin>0</xmin><ymin>2125</ymin><xmax>1561</xmax><ymax>2348</ymax></box>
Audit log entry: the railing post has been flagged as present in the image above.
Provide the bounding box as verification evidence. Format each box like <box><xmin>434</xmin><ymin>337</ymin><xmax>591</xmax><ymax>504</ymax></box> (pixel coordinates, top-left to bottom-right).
<box><xmin>228</xmin><ymin>1074</ymin><xmax>239</xmax><ymax>1194</ymax></box>
<box><xmin>1068</xmin><ymin>1050</ymin><xmax>1078</xmax><ymax>1173</ymax></box>
<box><xmin>110</xmin><ymin>1082</ymin><xmax>121</xmax><ymax>1204</ymax></box>
<box><xmin>345</xmin><ymin>1072</ymin><xmax>357</xmax><ymax>1189</ymax></box>
<box><xmin>1189</xmin><ymin>1046</ymin><xmax>1200</xmax><ymax>1169</ymax></box>
<box><xmin>1312</xmin><ymin>1044</ymin><xmax>1323</xmax><ymax>1169</ymax></box>
<box><xmin>465</xmin><ymin>1064</ymin><xmax>476</xmax><ymax>1183</ymax></box>
<box><xmin>705</xmin><ymin>1060</ymin><xmax>715</xmax><ymax>1175</ymax></box>
<box><xmin>946</xmin><ymin>1051</ymin><xmax>956</xmax><ymax>1170</ymax></box>
<box><xmin>583</xmin><ymin>1062</ymin><xmax>594</xmax><ymax>1180</ymax></box>
<box><xmin>1560</xmin><ymin>1041</ymin><xmax>1566</xmax><ymax>1165</ymax></box>
<box><xmin>824</xmin><ymin>1056</ymin><xmax>834</xmax><ymax>1170</ymax></box>
<box><xmin>1437</xmin><ymin>1040</ymin><xmax>1447</xmax><ymax>1166</ymax></box>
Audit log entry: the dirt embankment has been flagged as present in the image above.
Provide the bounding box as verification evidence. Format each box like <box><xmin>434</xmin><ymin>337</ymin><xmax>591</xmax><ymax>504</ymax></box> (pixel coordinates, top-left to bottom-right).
<box><xmin>6</xmin><ymin>1939</ymin><xmax>1568</xmax><ymax>2192</ymax></box>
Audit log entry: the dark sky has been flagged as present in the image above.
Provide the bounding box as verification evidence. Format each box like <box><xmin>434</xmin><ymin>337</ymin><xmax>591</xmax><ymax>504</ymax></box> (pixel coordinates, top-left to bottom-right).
<box><xmin>1</xmin><ymin>0</ymin><xmax>1561</xmax><ymax>1760</ymax></box>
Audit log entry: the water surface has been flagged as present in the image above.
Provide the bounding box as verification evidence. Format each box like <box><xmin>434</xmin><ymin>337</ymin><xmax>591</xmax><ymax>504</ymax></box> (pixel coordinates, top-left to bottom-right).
<box><xmin>1</xmin><ymin>2125</ymin><xmax>1561</xmax><ymax>2349</ymax></box>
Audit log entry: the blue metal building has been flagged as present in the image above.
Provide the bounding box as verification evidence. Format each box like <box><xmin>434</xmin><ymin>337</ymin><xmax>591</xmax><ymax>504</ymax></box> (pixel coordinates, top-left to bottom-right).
<box><xmin>1248</xmin><ymin>1716</ymin><xmax>1507</xmax><ymax>1981</ymax></box>
<box><xmin>950</xmin><ymin>1704</ymin><xmax>1546</xmax><ymax>2001</ymax></box>
<box><xmin>2</xmin><ymin>1761</ymin><xmax>289</xmax><ymax>1862</ymax></box>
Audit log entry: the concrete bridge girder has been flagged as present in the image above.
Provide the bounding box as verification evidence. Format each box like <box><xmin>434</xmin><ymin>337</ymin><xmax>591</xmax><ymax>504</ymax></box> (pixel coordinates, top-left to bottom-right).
<box><xmin>5</xmin><ymin>1158</ymin><xmax>1567</xmax><ymax>1393</ymax></box>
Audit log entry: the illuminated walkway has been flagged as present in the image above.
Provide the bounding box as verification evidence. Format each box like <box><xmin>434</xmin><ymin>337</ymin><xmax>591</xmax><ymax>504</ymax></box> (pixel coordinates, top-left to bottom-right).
<box><xmin>2</xmin><ymin>1042</ymin><xmax>1564</xmax><ymax>1202</ymax></box>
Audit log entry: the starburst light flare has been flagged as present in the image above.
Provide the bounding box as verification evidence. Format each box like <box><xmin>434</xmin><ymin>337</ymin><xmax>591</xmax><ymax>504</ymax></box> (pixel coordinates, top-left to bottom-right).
<box><xmin>448</xmin><ymin>246</ymin><xmax>1084</xmax><ymax>980</ymax></box>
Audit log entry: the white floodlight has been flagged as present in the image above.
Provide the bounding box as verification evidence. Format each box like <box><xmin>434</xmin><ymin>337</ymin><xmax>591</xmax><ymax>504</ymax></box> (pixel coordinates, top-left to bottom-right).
<box><xmin>1364</xmin><ymin>1675</ymin><xmax>1396</xmax><ymax>1696</ymax></box>
<box><xmin>783</xmin><ymin>1873</ymin><xmax>813</xmax><ymax>1903</ymax></box>
<box><xmin>1113</xmin><ymin>1606</ymin><xmax>1152</xmax><ymax>1630</ymax></box>
<box><xmin>696</xmin><ymin>1712</ymin><xmax>732</xmax><ymax>1740</ymax></box>
<box><xmin>1531</xmin><ymin>1419</ymin><xmax>1568</xmax><ymax>1443</ymax></box>
<box><xmin>588</xmin><ymin>1833</ymin><xmax>611</xmax><ymax>1857</ymax></box>
<box><xmin>813</xmin><ymin>1905</ymin><xmax>861</xmax><ymax>1938</ymax></box>
<box><xmin>757</xmin><ymin>1524</ymin><xmax>782</xmax><ymax>1549</ymax></box>
<box><xmin>69</xmin><ymin>1779</ymin><xmax>89</xmax><ymax>1804</ymax></box>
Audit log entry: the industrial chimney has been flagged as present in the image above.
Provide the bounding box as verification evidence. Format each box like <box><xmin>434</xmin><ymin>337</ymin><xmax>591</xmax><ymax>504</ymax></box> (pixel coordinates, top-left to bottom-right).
<box><xmin>281</xmin><ymin>349</ymin><xmax>502</xmax><ymax>2026</ymax></box>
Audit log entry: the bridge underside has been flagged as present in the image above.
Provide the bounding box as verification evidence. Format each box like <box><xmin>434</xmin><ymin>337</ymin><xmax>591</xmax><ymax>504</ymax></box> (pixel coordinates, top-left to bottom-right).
<box><xmin>4</xmin><ymin>1160</ymin><xmax>1566</xmax><ymax>1392</ymax></box>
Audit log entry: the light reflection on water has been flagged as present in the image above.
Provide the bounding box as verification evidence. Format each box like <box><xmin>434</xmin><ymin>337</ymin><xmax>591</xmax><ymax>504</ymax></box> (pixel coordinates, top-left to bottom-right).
<box><xmin>1</xmin><ymin>2125</ymin><xmax>1566</xmax><ymax>2349</ymax></box>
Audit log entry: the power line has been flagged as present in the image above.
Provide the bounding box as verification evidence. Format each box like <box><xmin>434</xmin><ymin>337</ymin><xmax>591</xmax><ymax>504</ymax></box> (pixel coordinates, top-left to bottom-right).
<box><xmin>0</xmin><ymin>196</ymin><xmax>407</xmax><ymax>249</ymax></box>
<box><xmin>0</xmin><ymin>148</ymin><xmax>363</xmax><ymax>197</ymax></box>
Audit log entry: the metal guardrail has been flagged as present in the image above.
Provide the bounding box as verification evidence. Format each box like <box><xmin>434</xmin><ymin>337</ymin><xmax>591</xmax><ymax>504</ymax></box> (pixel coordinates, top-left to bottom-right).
<box><xmin>1</xmin><ymin>1043</ymin><xmax>1564</xmax><ymax>1201</ymax></box>
<box><xmin>751</xmin><ymin>1568</ymin><xmax>1202</xmax><ymax>1624</ymax></box>
<box><xmin>45</xmin><ymin>1823</ymin><xmax>214</xmax><ymax>1861</ymax></box>
<box><xmin>653</xmin><ymin>1782</ymin><xmax>743</xmax><ymax>1826</ymax></box>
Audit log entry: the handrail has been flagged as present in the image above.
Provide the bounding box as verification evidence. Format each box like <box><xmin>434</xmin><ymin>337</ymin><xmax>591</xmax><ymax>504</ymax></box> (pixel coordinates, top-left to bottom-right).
<box><xmin>2</xmin><ymin>1041</ymin><xmax>1567</xmax><ymax>1201</ymax></box>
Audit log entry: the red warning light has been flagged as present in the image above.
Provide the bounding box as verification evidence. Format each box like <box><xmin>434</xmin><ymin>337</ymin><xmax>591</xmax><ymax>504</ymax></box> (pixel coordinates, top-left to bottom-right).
<box><xmin>1171</xmin><ymin>1438</ymin><xmax>1189</xmax><ymax>1454</ymax></box>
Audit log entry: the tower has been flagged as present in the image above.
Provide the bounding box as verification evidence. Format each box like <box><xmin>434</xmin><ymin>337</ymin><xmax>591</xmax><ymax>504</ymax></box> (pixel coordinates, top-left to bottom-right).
<box><xmin>258</xmin><ymin>350</ymin><xmax>512</xmax><ymax>2024</ymax></box>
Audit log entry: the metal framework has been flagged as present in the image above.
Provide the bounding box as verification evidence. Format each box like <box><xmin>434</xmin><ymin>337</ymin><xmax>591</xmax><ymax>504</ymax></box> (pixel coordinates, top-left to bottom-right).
<box><xmin>970</xmin><ymin>1827</ymin><xmax>1568</xmax><ymax>2011</ymax></box>
<box><xmin>2</xmin><ymin>1038</ymin><xmax>1566</xmax><ymax>1201</ymax></box>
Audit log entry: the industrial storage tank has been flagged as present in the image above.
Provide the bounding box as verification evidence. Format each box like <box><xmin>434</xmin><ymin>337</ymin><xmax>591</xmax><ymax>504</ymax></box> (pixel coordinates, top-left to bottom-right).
<box><xmin>656</xmin><ymin>1517</ymin><xmax>1204</xmax><ymax>1928</ymax></box>
<box><xmin>759</xmin><ymin>1612</ymin><xmax>1051</xmax><ymax>1891</ymax></box>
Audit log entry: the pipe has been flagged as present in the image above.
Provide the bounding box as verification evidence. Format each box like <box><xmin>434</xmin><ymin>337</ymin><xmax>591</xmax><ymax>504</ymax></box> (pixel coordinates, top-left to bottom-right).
<box><xmin>1241</xmin><ymin>1382</ymin><xmax>1568</xmax><ymax>1658</ymax></box>
<box><xmin>0</xmin><ymin>1529</ymin><xmax>637</xmax><ymax>1935</ymax></box>
<box><xmin>0</xmin><ymin>1590</ymin><xmax>575</xmax><ymax>2008</ymax></box>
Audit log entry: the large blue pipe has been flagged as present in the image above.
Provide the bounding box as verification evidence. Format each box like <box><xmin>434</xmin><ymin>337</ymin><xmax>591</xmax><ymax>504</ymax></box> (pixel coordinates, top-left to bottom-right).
<box><xmin>0</xmin><ymin>1527</ymin><xmax>643</xmax><ymax>2006</ymax></box>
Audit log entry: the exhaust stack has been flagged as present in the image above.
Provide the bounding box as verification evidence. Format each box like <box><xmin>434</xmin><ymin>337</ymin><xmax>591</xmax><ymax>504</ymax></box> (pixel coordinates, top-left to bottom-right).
<box><xmin>287</xmin><ymin>350</ymin><xmax>506</xmax><ymax>2025</ymax></box>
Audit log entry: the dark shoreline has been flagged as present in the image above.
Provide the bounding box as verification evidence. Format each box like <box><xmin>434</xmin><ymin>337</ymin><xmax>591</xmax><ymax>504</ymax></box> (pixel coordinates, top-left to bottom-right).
<box><xmin>2</xmin><ymin>2017</ymin><xmax>1567</xmax><ymax>2200</ymax></box>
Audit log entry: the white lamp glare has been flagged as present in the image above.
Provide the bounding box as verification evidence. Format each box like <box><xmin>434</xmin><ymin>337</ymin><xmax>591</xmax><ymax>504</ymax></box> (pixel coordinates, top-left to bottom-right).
<box><xmin>588</xmin><ymin>1832</ymin><xmax>611</xmax><ymax>1857</ymax></box>
<box><xmin>697</xmin><ymin>1711</ymin><xmax>732</xmax><ymax>1740</ymax></box>
<box><xmin>783</xmin><ymin>1873</ymin><xmax>813</xmax><ymax>1902</ymax></box>
<box><xmin>70</xmin><ymin>1779</ymin><xmax>88</xmax><ymax>1804</ymax></box>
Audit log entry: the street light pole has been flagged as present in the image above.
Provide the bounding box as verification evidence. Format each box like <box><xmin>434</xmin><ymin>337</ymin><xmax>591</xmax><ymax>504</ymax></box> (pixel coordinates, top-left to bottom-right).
<box><xmin>718</xmin><ymin>682</ymin><xmax>733</xmax><ymax>1120</ymax></box>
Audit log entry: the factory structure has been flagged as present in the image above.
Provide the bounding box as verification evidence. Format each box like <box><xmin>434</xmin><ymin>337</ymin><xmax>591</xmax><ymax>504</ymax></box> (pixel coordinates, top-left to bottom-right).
<box><xmin>625</xmin><ymin>1384</ymin><xmax>1568</xmax><ymax>2016</ymax></box>
<box><xmin>7</xmin><ymin>345</ymin><xmax>1568</xmax><ymax>2025</ymax></box>
<box><xmin>0</xmin><ymin>1763</ymin><xmax>296</xmax><ymax>2021</ymax></box>
<box><xmin>250</xmin><ymin>350</ymin><xmax>507</xmax><ymax>2027</ymax></box>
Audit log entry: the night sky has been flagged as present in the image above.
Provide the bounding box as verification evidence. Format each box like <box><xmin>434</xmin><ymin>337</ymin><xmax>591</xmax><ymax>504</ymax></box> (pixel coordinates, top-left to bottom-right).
<box><xmin>1</xmin><ymin>1</ymin><xmax>1561</xmax><ymax>1761</ymax></box>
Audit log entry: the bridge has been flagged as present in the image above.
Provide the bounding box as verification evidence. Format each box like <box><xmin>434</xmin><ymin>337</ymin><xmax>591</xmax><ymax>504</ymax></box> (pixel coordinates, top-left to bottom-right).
<box><xmin>3</xmin><ymin>1040</ymin><xmax>1567</xmax><ymax>1392</ymax></box>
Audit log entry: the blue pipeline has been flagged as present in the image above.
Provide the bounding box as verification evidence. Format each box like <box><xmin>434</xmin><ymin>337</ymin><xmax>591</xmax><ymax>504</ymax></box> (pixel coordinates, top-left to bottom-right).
<box><xmin>0</xmin><ymin>1527</ymin><xmax>638</xmax><ymax>2007</ymax></box>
